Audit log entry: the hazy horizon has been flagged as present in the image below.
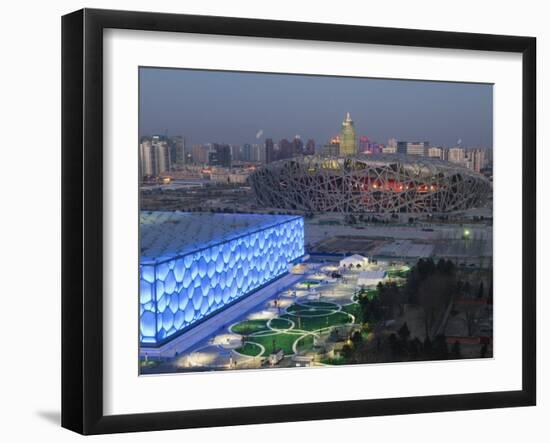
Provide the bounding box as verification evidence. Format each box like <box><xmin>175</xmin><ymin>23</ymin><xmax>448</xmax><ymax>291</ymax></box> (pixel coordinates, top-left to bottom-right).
<box><xmin>139</xmin><ymin>67</ymin><xmax>493</xmax><ymax>149</ymax></box>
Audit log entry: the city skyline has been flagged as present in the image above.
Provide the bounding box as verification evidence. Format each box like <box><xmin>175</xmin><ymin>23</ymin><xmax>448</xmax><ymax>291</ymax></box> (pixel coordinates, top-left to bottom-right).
<box><xmin>139</xmin><ymin>67</ymin><xmax>493</xmax><ymax>148</ymax></box>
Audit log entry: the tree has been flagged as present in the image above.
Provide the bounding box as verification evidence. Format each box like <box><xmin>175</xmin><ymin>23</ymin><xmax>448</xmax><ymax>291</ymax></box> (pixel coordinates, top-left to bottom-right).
<box><xmin>423</xmin><ymin>336</ymin><xmax>433</xmax><ymax>357</ymax></box>
<box><xmin>398</xmin><ymin>322</ymin><xmax>411</xmax><ymax>343</ymax></box>
<box><xmin>464</xmin><ymin>304</ymin><xmax>478</xmax><ymax>336</ymax></box>
<box><xmin>451</xmin><ymin>341</ymin><xmax>462</xmax><ymax>359</ymax></box>
<box><xmin>417</xmin><ymin>274</ymin><xmax>453</xmax><ymax>338</ymax></box>
<box><xmin>480</xmin><ymin>343</ymin><xmax>488</xmax><ymax>358</ymax></box>
<box><xmin>388</xmin><ymin>333</ymin><xmax>403</xmax><ymax>359</ymax></box>
<box><xmin>341</xmin><ymin>344</ymin><xmax>353</xmax><ymax>360</ymax></box>
<box><xmin>477</xmin><ymin>281</ymin><xmax>485</xmax><ymax>299</ymax></box>
<box><xmin>351</xmin><ymin>330</ymin><xmax>363</xmax><ymax>347</ymax></box>
<box><xmin>463</xmin><ymin>281</ymin><xmax>472</xmax><ymax>298</ymax></box>
<box><xmin>433</xmin><ymin>335</ymin><xmax>448</xmax><ymax>360</ymax></box>
<box><xmin>410</xmin><ymin>337</ymin><xmax>423</xmax><ymax>360</ymax></box>
<box><xmin>358</xmin><ymin>292</ymin><xmax>383</xmax><ymax>324</ymax></box>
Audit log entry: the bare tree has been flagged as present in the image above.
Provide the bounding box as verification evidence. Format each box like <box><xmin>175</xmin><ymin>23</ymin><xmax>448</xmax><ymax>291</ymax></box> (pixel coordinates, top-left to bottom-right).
<box><xmin>417</xmin><ymin>274</ymin><xmax>453</xmax><ymax>339</ymax></box>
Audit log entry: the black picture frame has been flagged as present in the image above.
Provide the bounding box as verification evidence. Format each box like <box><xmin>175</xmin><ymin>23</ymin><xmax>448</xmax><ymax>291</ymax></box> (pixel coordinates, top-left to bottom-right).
<box><xmin>61</xmin><ymin>8</ymin><xmax>537</xmax><ymax>435</ymax></box>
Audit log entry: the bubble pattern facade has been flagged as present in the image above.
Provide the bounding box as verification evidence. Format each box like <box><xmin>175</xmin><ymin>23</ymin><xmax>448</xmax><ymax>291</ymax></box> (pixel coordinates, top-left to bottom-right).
<box><xmin>250</xmin><ymin>154</ymin><xmax>492</xmax><ymax>214</ymax></box>
<box><xmin>140</xmin><ymin>215</ymin><xmax>304</xmax><ymax>345</ymax></box>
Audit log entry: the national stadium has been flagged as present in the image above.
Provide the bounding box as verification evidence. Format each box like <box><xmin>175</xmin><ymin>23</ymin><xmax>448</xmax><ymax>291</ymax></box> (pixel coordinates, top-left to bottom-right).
<box><xmin>249</xmin><ymin>154</ymin><xmax>492</xmax><ymax>214</ymax></box>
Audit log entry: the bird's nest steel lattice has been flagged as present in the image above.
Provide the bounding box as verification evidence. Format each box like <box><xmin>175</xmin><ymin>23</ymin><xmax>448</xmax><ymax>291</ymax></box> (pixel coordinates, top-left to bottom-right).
<box><xmin>249</xmin><ymin>154</ymin><xmax>492</xmax><ymax>214</ymax></box>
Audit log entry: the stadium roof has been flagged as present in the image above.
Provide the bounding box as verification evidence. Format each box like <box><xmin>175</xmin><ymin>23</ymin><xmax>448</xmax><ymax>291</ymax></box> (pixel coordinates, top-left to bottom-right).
<box><xmin>249</xmin><ymin>153</ymin><xmax>491</xmax><ymax>214</ymax></box>
<box><xmin>140</xmin><ymin>211</ymin><xmax>301</xmax><ymax>265</ymax></box>
<box><xmin>263</xmin><ymin>153</ymin><xmax>486</xmax><ymax>178</ymax></box>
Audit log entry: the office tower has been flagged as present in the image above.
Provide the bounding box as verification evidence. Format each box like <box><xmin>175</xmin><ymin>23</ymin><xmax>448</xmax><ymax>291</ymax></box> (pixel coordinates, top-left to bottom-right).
<box><xmin>339</xmin><ymin>112</ymin><xmax>357</xmax><ymax>156</ymax></box>
<box><xmin>292</xmin><ymin>135</ymin><xmax>304</xmax><ymax>156</ymax></box>
<box><xmin>169</xmin><ymin>136</ymin><xmax>185</xmax><ymax>167</ymax></box>
<box><xmin>321</xmin><ymin>142</ymin><xmax>340</xmax><ymax>157</ymax></box>
<box><xmin>242</xmin><ymin>143</ymin><xmax>252</xmax><ymax>162</ymax></box>
<box><xmin>397</xmin><ymin>141</ymin><xmax>429</xmax><ymax>156</ymax></box>
<box><xmin>191</xmin><ymin>144</ymin><xmax>209</xmax><ymax>165</ymax></box>
<box><xmin>265</xmin><ymin>138</ymin><xmax>276</xmax><ymax>163</ymax></box>
<box><xmin>370</xmin><ymin>143</ymin><xmax>382</xmax><ymax>154</ymax></box>
<box><xmin>383</xmin><ymin>138</ymin><xmax>397</xmax><ymax>154</ymax></box>
<box><xmin>208</xmin><ymin>143</ymin><xmax>232</xmax><ymax>167</ymax></box>
<box><xmin>305</xmin><ymin>139</ymin><xmax>316</xmax><ymax>155</ymax></box>
<box><xmin>359</xmin><ymin>136</ymin><xmax>370</xmax><ymax>153</ymax></box>
<box><xmin>278</xmin><ymin>138</ymin><xmax>293</xmax><ymax>160</ymax></box>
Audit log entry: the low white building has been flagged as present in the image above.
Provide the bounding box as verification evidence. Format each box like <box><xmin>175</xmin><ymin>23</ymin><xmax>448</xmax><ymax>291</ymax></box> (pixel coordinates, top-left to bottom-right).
<box><xmin>357</xmin><ymin>270</ymin><xmax>386</xmax><ymax>287</ymax></box>
<box><xmin>339</xmin><ymin>254</ymin><xmax>369</xmax><ymax>269</ymax></box>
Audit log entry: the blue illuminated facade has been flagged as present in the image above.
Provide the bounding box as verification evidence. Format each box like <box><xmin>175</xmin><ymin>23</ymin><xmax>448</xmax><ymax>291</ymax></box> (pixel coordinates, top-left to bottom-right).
<box><xmin>140</xmin><ymin>213</ymin><xmax>304</xmax><ymax>345</ymax></box>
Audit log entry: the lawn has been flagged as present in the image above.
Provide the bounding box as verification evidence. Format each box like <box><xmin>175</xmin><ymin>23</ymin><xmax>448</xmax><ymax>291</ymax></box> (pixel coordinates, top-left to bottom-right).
<box><xmin>235</xmin><ymin>341</ymin><xmax>263</xmax><ymax>357</ymax></box>
<box><xmin>248</xmin><ymin>331</ymin><xmax>301</xmax><ymax>355</ymax></box>
<box><xmin>341</xmin><ymin>303</ymin><xmax>362</xmax><ymax>322</ymax></box>
<box><xmin>295</xmin><ymin>334</ymin><xmax>314</xmax><ymax>353</ymax></box>
<box><xmin>356</xmin><ymin>288</ymin><xmax>379</xmax><ymax>300</ymax></box>
<box><xmin>269</xmin><ymin>317</ymin><xmax>294</xmax><ymax>330</ymax></box>
<box><xmin>231</xmin><ymin>301</ymin><xmax>355</xmax><ymax>358</ymax></box>
<box><xmin>320</xmin><ymin>356</ymin><xmax>348</xmax><ymax>365</ymax></box>
<box><xmin>386</xmin><ymin>269</ymin><xmax>410</xmax><ymax>278</ymax></box>
<box><xmin>282</xmin><ymin>311</ymin><xmax>352</xmax><ymax>331</ymax></box>
<box><xmin>299</xmin><ymin>301</ymin><xmax>338</xmax><ymax>309</ymax></box>
<box><xmin>139</xmin><ymin>359</ymin><xmax>160</xmax><ymax>368</ymax></box>
<box><xmin>230</xmin><ymin>319</ymin><xmax>268</xmax><ymax>335</ymax></box>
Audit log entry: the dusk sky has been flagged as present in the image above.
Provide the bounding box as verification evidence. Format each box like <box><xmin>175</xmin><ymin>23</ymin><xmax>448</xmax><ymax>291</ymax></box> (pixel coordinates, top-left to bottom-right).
<box><xmin>139</xmin><ymin>67</ymin><xmax>493</xmax><ymax>148</ymax></box>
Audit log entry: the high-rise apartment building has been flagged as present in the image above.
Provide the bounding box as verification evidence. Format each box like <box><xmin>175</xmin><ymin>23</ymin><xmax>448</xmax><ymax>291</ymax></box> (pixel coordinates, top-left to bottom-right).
<box><xmin>139</xmin><ymin>136</ymin><xmax>171</xmax><ymax>179</ymax></box>
<box><xmin>251</xmin><ymin>144</ymin><xmax>265</xmax><ymax>163</ymax></box>
<box><xmin>427</xmin><ymin>147</ymin><xmax>443</xmax><ymax>159</ymax></box>
<box><xmin>447</xmin><ymin>147</ymin><xmax>465</xmax><ymax>164</ymax></box>
<box><xmin>469</xmin><ymin>149</ymin><xmax>485</xmax><ymax>173</ymax></box>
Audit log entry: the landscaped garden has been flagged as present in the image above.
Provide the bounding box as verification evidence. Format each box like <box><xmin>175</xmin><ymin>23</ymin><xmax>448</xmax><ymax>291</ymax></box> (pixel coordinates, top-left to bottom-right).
<box><xmin>232</xmin><ymin>300</ymin><xmax>357</xmax><ymax>358</ymax></box>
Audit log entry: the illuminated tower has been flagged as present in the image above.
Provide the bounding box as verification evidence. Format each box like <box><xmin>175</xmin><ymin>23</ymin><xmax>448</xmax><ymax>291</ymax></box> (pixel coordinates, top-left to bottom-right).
<box><xmin>339</xmin><ymin>112</ymin><xmax>357</xmax><ymax>156</ymax></box>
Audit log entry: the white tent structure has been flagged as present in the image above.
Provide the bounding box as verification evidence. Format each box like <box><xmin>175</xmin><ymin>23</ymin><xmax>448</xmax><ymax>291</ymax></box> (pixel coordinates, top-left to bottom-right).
<box><xmin>339</xmin><ymin>254</ymin><xmax>369</xmax><ymax>269</ymax></box>
<box><xmin>357</xmin><ymin>270</ymin><xmax>386</xmax><ymax>287</ymax></box>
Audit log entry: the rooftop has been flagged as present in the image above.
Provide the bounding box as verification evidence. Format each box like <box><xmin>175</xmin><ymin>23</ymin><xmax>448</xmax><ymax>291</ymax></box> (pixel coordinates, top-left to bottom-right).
<box><xmin>140</xmin><ymin>211</ymin><xmax>301</xmax><ymax>265</ymax></box>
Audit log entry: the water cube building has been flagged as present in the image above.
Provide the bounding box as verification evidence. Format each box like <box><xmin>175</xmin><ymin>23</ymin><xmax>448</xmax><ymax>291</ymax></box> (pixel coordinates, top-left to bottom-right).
<box><xmin>140</xmin><ymin>212</ymin><xmax>305</xmax><ymax>345</ymax></box>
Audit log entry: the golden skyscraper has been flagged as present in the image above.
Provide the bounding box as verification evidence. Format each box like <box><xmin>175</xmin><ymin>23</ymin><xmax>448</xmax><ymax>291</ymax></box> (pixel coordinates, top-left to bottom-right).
<box><xmin>339</xmin><ymin>112</ymin><xmax>357</xmax><ymax>156</ymax></box>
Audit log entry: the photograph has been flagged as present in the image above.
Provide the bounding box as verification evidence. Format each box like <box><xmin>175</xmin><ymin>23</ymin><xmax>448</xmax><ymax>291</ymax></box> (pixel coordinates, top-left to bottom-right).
<box><xmin>138</xmin><ymin>68</ymin><xmax>494</xmax><ymax>375</ymax></box>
